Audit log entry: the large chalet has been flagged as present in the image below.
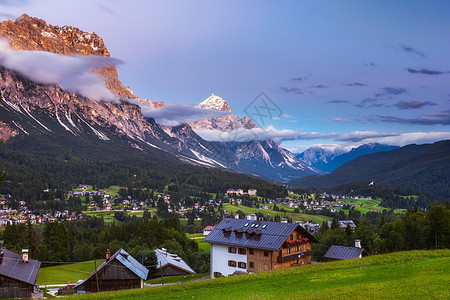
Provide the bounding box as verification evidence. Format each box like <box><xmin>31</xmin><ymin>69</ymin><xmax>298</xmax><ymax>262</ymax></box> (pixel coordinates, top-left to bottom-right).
<box><xmin>203</xmin><ymin>218</ymin><xmax>318</xmax><ymax>278</ymax></box>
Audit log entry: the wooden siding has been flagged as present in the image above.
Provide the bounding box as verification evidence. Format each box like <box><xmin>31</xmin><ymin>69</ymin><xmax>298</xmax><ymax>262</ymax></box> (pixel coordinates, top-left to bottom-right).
<box><xmin>246</xmin><ymin>227</ymin><xmax>313</xmax><ymax>273</ymax></box>
<box><xmin>273</xmin><ymin>227</ymin><xmax>312</xmax><ymax>269</ymax></box>
<box><xmin>247</xmin><ymin>249</ymin><xmax>273</xmax><ymax>273</ymax></box>
<box><xmin>76</xmin><ymin>259</ymin><xmax>142</xmax><ymax>293</ymax></box>
<box><xmin>150</xmin><ymin>264</ymin><xmax>194</xmax><ymax>278</ymax></box>
<box><xmin>0</xmin><ymin>275</ymin><xmax>34</xmax><ymax>299</ymax></box>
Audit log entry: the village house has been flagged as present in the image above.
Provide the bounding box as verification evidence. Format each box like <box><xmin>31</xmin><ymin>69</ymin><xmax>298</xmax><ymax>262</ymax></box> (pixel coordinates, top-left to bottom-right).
<box><xmin>203</xmin><ymin>218</ymin><xmax>318</xmax><ymax>278</ymax></box>
<box><xmin>299</xmin><ymin>222</ymin><xmax>321</xmax><ymax>235</ymax></box>
<box><xmin>226</xmin><ymin>189</ymin><xmax>257</xmax><ymax>196</ymax></box>
<box><xmin>74</xmin><ymin>249</ymin><xmax>148</xmax><ymax>294</ymax></box>
<box><xmin>327</xmin><ymin>220</ymin><xmax>357</xmax><ymax>231</ymax></box>
<box><xmin>153</xmin><ymin>248</ymin><xmax>196</xmax><ymax>278</ymax></box>
<box><xmin>203</xmin><ymin>226</ymin><xmax>215</xmax><ymax>236</ymax></box>
<box><xmin>0</xmin><ymin>248</ymin><xmax>42</xmax><ymax>299</ymax></box>
<box><xmin>323</xmin><ymin>240</ymin><xmax>369</xmax><ymax>260</ymax></box>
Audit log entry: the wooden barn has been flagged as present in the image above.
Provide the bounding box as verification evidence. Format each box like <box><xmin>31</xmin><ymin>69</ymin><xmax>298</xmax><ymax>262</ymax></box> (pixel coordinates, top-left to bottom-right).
<box><xmin>153</xmin><ymin>248</ymin><xmax>196</xmax><ymax>278</ymax></box>
<box><xmin>0</xmin><ymin>248</ymin><xmax>41</xmax><ymax>299</ymax></box>
<box><xmin>74</xmin><ymin>249</ymin><xmax>148</xmax><ymax>294</ymax></box>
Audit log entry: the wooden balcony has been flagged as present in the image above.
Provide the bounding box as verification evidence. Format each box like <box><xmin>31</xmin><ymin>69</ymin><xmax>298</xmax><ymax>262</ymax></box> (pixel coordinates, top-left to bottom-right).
<box><xmin>282</xmin><ymin>240</ymin><xmax>308</xmax><ymax>248</ymax></box>
<box><xmin>277</xmin><ymin>249</ymin><xmax>312</xmax><ymax>263</ymax></box>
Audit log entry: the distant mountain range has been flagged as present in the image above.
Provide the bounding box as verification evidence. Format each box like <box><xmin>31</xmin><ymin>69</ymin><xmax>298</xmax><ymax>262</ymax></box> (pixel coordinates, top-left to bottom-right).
<box><xmin>0</xmin><ymin>14</ymin><xmax>324</xmax><ymax>184</ymax></box>
<box><xmin>290</xmin><ymin>140</ymin><xmax>450</xmax><ymax>198</ymax></box>
<box><xmin>297</xmin><ymin>144</ymin><xmax>399</xmax><ymax>171</ymax></box>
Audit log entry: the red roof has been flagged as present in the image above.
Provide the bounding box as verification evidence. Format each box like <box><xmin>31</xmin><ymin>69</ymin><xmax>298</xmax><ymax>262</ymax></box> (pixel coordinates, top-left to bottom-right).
<box><xmin>203</xmin><ymin>226</ymin><xmax>215</xmax><ymax>231</ymax></box>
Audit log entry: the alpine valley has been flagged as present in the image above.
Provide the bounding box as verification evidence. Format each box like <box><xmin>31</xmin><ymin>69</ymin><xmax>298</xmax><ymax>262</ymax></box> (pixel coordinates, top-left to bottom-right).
<box><xmin>0</xmin><ymin>14</ymin><xmax>323</xmax><ymax>188</ymax></box>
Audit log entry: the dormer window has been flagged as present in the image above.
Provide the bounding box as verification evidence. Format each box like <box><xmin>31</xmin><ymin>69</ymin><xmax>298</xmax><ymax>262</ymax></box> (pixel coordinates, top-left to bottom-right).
<box><xmin>251</xmin><ymin>224</ymin><xmax>255</xmax><ymax>228</ymax></box>
<box><xmin>244</xmin><ymin>223</ymin><xmax>249</xmax><ymax>227</ymax></box>
<box><xmin>262</xmin><ymin>224</ymin><xmax>267</xmax><ymax>229</ymax></box>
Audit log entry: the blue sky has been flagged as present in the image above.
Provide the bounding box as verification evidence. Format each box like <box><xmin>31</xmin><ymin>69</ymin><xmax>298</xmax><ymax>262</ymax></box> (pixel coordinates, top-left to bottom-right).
<box><xmin>1</xmin><ymin>0</ymin><xmax>449</xmax><ymax>152</ymax></box>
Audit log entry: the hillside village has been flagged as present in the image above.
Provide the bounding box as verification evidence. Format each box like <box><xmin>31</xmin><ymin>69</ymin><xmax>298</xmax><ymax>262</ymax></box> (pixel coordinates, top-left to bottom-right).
<box><xmin>0</xmin><ymin>183</ymin><xmax>379</xmax><ymax>230</ymax></box>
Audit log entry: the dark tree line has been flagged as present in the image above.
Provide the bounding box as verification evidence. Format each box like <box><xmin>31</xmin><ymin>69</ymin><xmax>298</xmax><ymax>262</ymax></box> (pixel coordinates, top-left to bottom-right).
<box><xmin>1</xmin><ymin>216</ymin><xmax>210</xmax><ymax>274</ymax></box>
<box><xmin>312</xmin><ymin>202</ymin><xmax>450</xmax><ymax>261</ymax></box>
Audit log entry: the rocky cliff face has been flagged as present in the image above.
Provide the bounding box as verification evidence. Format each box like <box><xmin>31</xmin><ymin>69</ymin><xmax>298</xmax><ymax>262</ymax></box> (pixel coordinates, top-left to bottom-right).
<box><xmin>0</xmin><ymin>66</ymin><xmax>169</xmax><ymax>147</ymax></box>
<box><xmin>0</xmin><ymin>13</ymin><xmax>163</xmax><ymax>107</ymax></box>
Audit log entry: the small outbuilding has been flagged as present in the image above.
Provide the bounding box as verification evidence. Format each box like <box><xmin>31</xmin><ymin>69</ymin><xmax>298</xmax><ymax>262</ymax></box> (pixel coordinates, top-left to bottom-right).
<box><xmin>74</xmin><ymin>249</ymin><xmax>148</xmax><ymax>294</ymax></box>
<box><xmin>323</xmin><ymin>240</ymin><xmax>369</xmax><ymax>260</ymax></box>
<box><xmin>0</xmin><ymin>248</ymin><xmax>41</xmax><ymax>299</ymax></box>
<box><xmin>154</xmin><ymin>248</ymin><xmax>196</xmax><ymax>278</ymax></box>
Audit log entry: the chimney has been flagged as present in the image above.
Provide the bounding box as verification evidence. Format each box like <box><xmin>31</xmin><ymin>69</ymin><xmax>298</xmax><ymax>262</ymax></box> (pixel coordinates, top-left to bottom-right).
<box><xmin>106</xmin><ymin>249</ymin><xmax>111</xmax><ymax>260</ymax></box>
<box><xmin>162</xmin><ymin>248</ymin><xmax>167</xmax><ymax>256</ymax></box>
<box><xmin>355</xmin><ymin>240</ymin><xmax>361</xmax><ymax>248</ymax></box>
<box><xmin>22</xmin><ymin>249</ymin><xmax>29</xmax><ymax>263</ymax></box>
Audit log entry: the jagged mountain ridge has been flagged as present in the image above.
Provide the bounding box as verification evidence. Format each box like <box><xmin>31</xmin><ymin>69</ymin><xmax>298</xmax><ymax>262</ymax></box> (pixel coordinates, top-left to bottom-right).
<box><xmin>190</xmin><ymin>93</ymin><xmax>257</xmax><ymax>131</ymax></box>
<box><xmin>296</xmin><ymin>146</ymin><xmax>348</xmax><ymax>170</ymax></box>
<box><xmin>186</xmin><ymin>94</ymin><xmax>326</xmax><ymax>181</ymax></box>
<box><xmin>0</xmin><ymin>14</ymin><xmax>325</xmax><ymax>182</ymax></box>
<box><xmin>289</xmin><ymin>140</ymin><xmax>450</xmax><ymax>198</ymax></box>
<box><xmin>297</xmin><ymin>143</ymin><xmax>399</xmax><ymax>172</ymax></box>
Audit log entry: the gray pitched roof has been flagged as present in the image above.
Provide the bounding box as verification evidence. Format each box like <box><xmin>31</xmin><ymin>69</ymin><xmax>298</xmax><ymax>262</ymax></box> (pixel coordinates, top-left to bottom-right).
<box><xmin>203</xmin><ymin>218</ymin><xmax>318</xmax><ymax>251</ymax></box>
<box><xmin>323</xmin><ymin>245</ymin><xmax>369</xmax><ymax>260</ymax></box>
<box><xmin>154</xmin><ymin>249</ymin><xmax>195</xmax><ymax>274</ymax></box>
<box><xmin>75</xmin><ymin>248</ymin><xmax>148</xmax><ymax>288</ymax></box>
<box><xmin>0</xmin><ymin>249</ymin><xmax>41</xmax><ymax>285</ymax></box>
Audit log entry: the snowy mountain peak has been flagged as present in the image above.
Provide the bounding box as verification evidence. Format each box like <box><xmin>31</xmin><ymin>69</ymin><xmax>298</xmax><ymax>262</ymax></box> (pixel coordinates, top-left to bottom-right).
<box><xmin>199</xmin><ymin>93</ymin><xmax>232</xmax><ymax>112</ymax></box>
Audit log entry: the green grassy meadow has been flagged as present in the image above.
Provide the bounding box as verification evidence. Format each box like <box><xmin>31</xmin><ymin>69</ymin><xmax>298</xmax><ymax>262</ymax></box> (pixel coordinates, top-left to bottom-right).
<box><xmin>37</xmin><ymin>260</ymin><xmax>105</xmax><ymax>285</ymax></box>
<box><xmin>187</xmin><ymin>233</ymin><xmax>211</xmax><ymax>252</ymax></box>
<box><xmin>222</xmin><ymin>204</ymin><xmax>332</xmax><ymax>224</ymax></box>
<box><xmin>64</xmin><ymin>249</ymin><xmax>449</xmax><ymax>299</ymax></box>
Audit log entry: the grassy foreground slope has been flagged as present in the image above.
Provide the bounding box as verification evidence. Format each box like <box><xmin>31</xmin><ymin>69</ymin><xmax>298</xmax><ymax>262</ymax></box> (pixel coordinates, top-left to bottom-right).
<box><xmin>68</xmin><ymin>250</ymin><xmax>449</xmax><ymax>299</ymax></box>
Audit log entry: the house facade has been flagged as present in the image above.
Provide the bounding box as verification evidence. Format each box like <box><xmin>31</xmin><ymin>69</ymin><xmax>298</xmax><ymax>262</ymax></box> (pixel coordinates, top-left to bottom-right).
<box><xmin>204</xmin><ymin>218</ymin><xmax>318</xmax><ymax>278</ymax></box>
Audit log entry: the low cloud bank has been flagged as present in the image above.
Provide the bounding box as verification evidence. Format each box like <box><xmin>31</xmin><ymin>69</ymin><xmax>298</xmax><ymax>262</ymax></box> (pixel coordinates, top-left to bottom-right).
<box><xmin>0</xmin><ymin>38</ymin><xmax>118</xmax><ymax>102</ymax></box>
<box><xmin>137</xmin><ymin>101</ymin><xmax>231</xmax><ymax>126</ymax></box>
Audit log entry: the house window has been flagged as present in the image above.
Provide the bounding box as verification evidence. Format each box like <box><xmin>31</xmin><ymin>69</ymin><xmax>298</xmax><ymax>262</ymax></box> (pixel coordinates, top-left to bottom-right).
<box><xmin>278</xmin><ymin>250</ymin><xmax>282</xmax><ymax>257</ymax></box>
<box><xmin>264</xmin><ymin>250</ymin><xmax>269</xmax><ymax>256</ymax></box>
<box><xmin>290</xmin><ymin>235</ymin><xmax>293</xmax><ymax>241</ymax></box>
<box><xmin>249</xmin><ymin>261</ymin><xmax>254</xmax><ymax>268</ymax></box>
<box><xmin>287</xmin><ymin>247</ymin><xmax>291</xmax><ymax>254</ymax></box>
<box><xmin>238</xmin><ymin>262</ymin><xmax>247</xmax><ymax>269</ymax></box>
<box><xmin>238</xmin><ymin>248</ymin><xmax>247</xmax><ymax>255</ymax></box>
<box><xmin>296</xmin><ymin>246</ymin><xmax>299</xmax><ymax>252</ymax></box>
<box><xmin>228</xmin><ymin>260</ymin><xmax>236</xmax><ymax>267</ymax></box>
<box><xmin>249</xmin><ymin>248</ymin><xmax>254</xmax><ymax>255</ymax></box>
<box><xmin>228</xmin><ymin>247</ymin><xmax>236</xmax><ymax>253</ymax></box>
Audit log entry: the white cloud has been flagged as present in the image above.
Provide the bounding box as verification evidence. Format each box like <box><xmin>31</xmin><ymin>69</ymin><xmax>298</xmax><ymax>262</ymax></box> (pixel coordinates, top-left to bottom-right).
<box><xmin>372</xmin><ymin>132</ymin><xmax>450</xmax><ymax>146</ymax></box>
<box><xmin>135</xmin><ymin>101</ymin><xmax>231</xmax><ymax>126</ymax></box>
<box><xmin>336</xmin><ymin>131</ymin><xmax>399</xmax><ymax>142</ymax></box>
<box><xmin>285</xmin><ymin>132</ymin><xmax>450</xmax><ymax>154</ymax></box>
<box><xmin>0</xmin><ymin>38</ymin><xmax>118</xmax><ymax>102</ymax></box>
<box><xmin>193</xmin><ymin>125</ymin><xmax>337</xmax><ymax>143</ymax></box>
<box><xmin>332</xmin><ymin>117</ymin><xmax>351</xmax><ymax>122</ymax></box>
